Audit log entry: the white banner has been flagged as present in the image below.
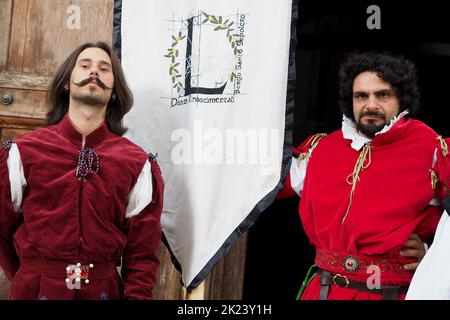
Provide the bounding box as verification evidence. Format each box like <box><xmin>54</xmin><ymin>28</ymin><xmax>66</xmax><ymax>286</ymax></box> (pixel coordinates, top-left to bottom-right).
<box><xmin>121</xmin><ymin>0</ymin><xmax>292</xmax><ymax>288</ymax></box>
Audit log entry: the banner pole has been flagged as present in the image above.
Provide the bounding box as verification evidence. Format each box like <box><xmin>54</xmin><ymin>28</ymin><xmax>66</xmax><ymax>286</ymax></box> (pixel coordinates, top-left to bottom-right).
<box><xmin>181</xmin><ymin>281</ymin><xmax>205</xmax><ymax>300</ymax></box>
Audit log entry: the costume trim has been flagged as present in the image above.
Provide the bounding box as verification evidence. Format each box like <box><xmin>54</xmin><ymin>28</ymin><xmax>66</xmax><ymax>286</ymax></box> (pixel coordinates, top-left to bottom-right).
<box><xmin>342</xmin><ymin>143</ymin><xmax>372</xmax><ymax>223</ymax></box>
<box><xmin>148</xmin><ymin>152</ymin><xmax>161</xmax><ymax>176</ymax></box>
<box><xmin>76</xmin><ymin>148</ymin><xmax>100</xmax><ymax>181</ymax></box>
<box><xmin>297</xmin><ymin>133</ymin><xmax>327</xmax><ymax>163</ymax></box>
<box><xmin>2</xmin><ymin>138</ymin><xmax>13</xmax><ymax>151</ymax></box>
<box><xmin>437</xmin><ymin>135</ymin><xmax>448</xmax><ymax>157</ymax></box>
<box><xmin>341</xmin><ymin>110</ymin><xmax>409</xmax><ymax>151</ymax></box>
<box><xmin>315</xmin><ymin>248</ymin><xmax>411</xmax><ymax>277</ymax></box>
<box><xmin>375</xmin><ymin>110</ymin><xmax>409</xmax><ymax>136</ymax></box>
<box><xmin>430</xmin><ymin>169</ymin><xmax>438</xmax><ymax>190</ymax></box>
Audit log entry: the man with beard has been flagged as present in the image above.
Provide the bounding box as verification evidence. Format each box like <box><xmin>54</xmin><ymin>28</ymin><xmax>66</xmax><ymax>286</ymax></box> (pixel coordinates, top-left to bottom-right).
<box><xmin>0</xmin><ymin>42</ymin><xmax>164</xmax><ymax>300</ymax></box>
<box><xmin>279</xmin><ymin>52</ymin><xmax>448</xmax><ymax>300</ymax></box>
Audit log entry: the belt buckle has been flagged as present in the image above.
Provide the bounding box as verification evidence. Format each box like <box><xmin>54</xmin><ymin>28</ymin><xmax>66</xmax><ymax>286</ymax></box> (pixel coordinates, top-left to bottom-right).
<box><xmin>332</xmin><ymin>274</ymin><xmax>350</xmax><ymax>288</ymax></box>
<box><xmin>65</xmin><ymin>263</ymin><xmax>94</xmax><ymax>288</ymax></box>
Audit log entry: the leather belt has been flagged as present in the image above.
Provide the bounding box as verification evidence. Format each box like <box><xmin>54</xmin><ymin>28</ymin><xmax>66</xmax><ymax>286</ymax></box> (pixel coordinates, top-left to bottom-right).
<box><xmin>19</xmin><ymin>258</ymin><xmax>118</xmax><ymax>284</ymax></box>
<box><xmin>315</xmin><ymin>248</ymin><xmax>413</xmax><ymax>277</ymax></box>
<box><xmin>317</xmin><ymin>269</ymin><xmax>409</xmax><ymax>300</ymax></box>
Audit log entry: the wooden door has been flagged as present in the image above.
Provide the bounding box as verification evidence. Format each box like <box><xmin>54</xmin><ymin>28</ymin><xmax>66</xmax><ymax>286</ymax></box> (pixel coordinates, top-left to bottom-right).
<box><xmin>0</xmin><ymin>0</ymin><xmax>246</xmax><ymax>300</ymax></box>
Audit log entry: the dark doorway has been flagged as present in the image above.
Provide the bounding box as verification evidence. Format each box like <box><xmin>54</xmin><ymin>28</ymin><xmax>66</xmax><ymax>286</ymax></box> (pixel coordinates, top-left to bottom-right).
<box><xmin>243</xmin><ymin>0</ymin><xmax>450</xmax><ymax>300</ymax></box>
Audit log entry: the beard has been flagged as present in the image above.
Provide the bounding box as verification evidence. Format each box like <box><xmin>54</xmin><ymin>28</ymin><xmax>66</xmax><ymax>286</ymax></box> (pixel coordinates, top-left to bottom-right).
<box><xmin>71</xmin><ymin>90</ymin><xmax>108</xmax><ymax>107</ymax></box>
<box><xmin>70</xmin><ymin>77</ymin><xmax>111</xmax><ymax>107</ymax></box>
<box><xmin>356</xmin><ymin>111</ymin><xmax>387</xmax><ymax>138</ymax></box>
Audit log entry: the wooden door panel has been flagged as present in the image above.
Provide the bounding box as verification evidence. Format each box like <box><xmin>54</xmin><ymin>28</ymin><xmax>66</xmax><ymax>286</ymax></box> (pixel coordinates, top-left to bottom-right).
<box><xmin>1</xmin><ymin>128</ymin><xmax>35</xmax><ymax>144</ymax></box>
<box><xmin>0</xmin><ymin>0</ymin><xmax>13</xmax><ymax>70</ymax></box>
<box><xmin>7</xmin><ymin>0</ymin><xmax>114</xmax><ymax>77</ymax></box>
<box><xmin>0</xmin><ymin>87</ymin><xmax>47</xmax><ymax>117</ymax></box>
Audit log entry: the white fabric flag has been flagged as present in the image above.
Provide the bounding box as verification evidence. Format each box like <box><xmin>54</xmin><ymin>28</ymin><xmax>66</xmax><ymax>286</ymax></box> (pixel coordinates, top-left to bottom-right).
<box><xmin>121</xmin><ymin>0</ymin><xmax>292</xmax><ymax>289</ymax></box>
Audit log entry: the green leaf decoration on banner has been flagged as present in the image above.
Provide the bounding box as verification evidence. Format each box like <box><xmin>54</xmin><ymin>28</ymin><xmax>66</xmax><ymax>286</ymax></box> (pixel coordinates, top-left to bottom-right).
<box><xmin>165</xmin><ymin>32</ymin><xmax>185</xmax><ymax>91</ymax></box>
<box><xmin>210</xmin><ymin>15</ymin><xmax>218</xmax><ymax>24</ymax></box>
<box><xmin>202</xmin><ymin>12</ymin><xmax>241</xmax><ymax>58</ymax></box>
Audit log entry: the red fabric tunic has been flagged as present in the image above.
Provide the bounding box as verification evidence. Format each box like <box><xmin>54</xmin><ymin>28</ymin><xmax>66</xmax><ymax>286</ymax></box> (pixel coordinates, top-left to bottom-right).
<box><xmin>0</xmin><ymin>116</ymin><xmax>164</xmax><ymax>300</ymax></box>
<box><xmin>297</xmin><ymin>118</ymin><xmax>442</xmax><ymax>300</ymax></box>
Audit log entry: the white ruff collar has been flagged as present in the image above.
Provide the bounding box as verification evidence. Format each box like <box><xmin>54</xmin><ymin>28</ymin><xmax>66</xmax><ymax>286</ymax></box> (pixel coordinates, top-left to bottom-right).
<box><xmin>342</xmin><ymin>110</ymin><xmax>409</xmax><ymax>151</ymax></box>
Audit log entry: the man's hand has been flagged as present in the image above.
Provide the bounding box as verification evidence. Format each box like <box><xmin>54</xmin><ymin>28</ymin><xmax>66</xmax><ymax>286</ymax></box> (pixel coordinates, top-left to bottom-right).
<box><xmin>400</xmin><ymin>233</ymin><xmax>426</xmax><ymax>271</ymax></box>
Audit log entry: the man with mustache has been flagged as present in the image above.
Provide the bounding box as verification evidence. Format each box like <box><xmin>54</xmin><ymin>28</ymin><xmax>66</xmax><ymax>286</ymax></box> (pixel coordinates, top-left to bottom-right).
<box><xmin>279</xmin><ymin>52</ymin><xmax>449</xmax><ymax>300</ymax></box>
<box><xmin>0</xmin><ymin>42</ymin><xmax>164</xmax><ymax>299</ymax></box>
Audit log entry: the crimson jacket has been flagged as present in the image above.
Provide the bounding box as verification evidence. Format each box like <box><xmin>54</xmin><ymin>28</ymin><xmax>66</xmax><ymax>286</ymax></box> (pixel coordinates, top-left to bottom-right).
<box><xmin>0</xmin><ymin>115</ymin><xmax>163</xmax><ymax>299</ymax></box>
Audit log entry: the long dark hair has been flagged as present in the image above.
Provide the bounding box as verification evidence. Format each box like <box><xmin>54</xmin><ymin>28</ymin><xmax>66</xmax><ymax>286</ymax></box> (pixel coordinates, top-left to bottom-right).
<box><xmin>339</xmin><ymin>51</ymin><xmax>420</xmax><ymax>121</ymax></box>
<box><xmin>46</xmin><ymin>41</ymin><xmax>133</xmax><ymax>136</ymax></box>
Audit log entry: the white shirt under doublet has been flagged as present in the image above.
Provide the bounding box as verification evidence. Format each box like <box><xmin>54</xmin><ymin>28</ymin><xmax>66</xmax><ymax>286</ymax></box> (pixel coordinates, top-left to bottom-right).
<box><xmin>125</xmin><ymin>160</ymin><xmax>153</xmax><ymax>218</ymax></box>
<box><xmin>6</xmin><ymin>143</ymin><xmax>153</xmax><ymax>218</ymax></box>
<box><xmin>7</xmin><ymin>144</ymin><xmax>26</xmax><ymax>212</ymax></box>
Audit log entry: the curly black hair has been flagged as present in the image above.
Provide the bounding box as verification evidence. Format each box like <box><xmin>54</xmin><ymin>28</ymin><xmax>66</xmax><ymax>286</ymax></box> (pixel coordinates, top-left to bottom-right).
<box><xmin>338</xmin><ymin>51</ymin><xmax>420</xmax><ymax>121</ymax></box>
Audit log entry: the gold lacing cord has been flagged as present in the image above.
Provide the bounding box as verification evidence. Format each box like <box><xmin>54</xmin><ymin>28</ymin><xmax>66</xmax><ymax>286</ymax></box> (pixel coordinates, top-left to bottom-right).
<box><xmin>304</xmin><ymin>133</ymin><xmax>327</xmax><ymax>150</ymax></box>
<box><xmin>296</xmin><ymin>133</ymin><xmax>327</xmax><ymax>166</ymax></box>
<box><xmin>430</xmin><ymin>169</ymin><xmax>438</xmax><ymax>190</ymax></box>
<box><xmin>342</xmin><ymin>143</ymin><xmax>372</xmax><ymax>224</ymax></box>
<box><xmin>437</xmin><ymin>135</ymin><xmax>448</xmax><ymax>157</ymax></box>
<box><xmin>296</xmin><ymin>152</ymin><xmax>308</xmax><ymax>167</ymax></box>
<box><xmin>298</xmin><ymin>152</ymin><xmax>308</xmax><ymax>161</ymax></box>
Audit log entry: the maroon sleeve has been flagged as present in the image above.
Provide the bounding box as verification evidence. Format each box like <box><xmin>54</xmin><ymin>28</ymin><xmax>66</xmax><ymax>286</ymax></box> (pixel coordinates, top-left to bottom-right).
<box><xmin>121</xmin><ymin>158</ymin><xmax>164</xmax><ymax>300</ymax></box>
<box><xmin>0</xmin><ymin>145</ymin><xmax>21</xmax><ymax>281</ymax></box>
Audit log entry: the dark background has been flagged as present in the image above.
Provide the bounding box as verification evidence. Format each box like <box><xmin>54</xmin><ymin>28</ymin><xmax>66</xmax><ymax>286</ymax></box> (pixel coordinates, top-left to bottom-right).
<box><xmin>243</xmin><ymin>0</ymin><xmax>450</xmax><ymax>299</ymax></box>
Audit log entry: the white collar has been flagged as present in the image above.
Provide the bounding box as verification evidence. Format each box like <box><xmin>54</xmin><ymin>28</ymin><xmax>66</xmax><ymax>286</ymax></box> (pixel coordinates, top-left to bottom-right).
<box><xmin>342</xmin><ymin>110</ymin><xmax>409</xmax><ymax>151</ymax></box>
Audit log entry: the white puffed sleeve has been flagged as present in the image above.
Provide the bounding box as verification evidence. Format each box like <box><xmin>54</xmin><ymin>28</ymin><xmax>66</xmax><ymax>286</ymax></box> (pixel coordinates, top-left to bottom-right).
<box><xmin>125</xmin><ymin>160</ymin><xmax>153</xmax><ymax>218</ymax></box>
<box><xmin>6</xmin><ymin>143</ymin><xmax>27</xmax><ymax>212</ymax></box>
<box><xmin>290</xmin><ymin>156</ymin><xmax>308</xmax><ymax>196</ymax></box>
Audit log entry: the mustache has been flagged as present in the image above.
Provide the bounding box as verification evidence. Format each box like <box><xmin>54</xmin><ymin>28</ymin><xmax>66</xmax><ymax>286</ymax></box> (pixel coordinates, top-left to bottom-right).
<box><xmin>72</xmin><ymin>76</ymin><xmax>112</xmax><ymax>89</ymax></box>
<box><xmin>360</xmin><ymin>111</ymin><xmax>386</xmax><ymax>120</ymax></box>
